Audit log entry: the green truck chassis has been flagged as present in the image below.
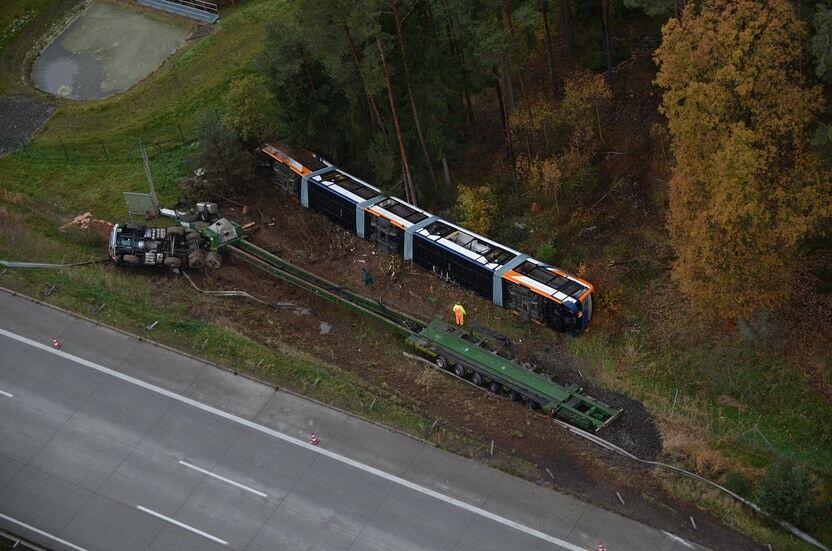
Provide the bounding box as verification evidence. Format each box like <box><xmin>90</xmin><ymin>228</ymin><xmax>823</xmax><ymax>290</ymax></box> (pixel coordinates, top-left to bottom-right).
<box><xmin>225</xmin><ymin>239</ymin><xmax>622</xmax><ymax>432</ymax></box>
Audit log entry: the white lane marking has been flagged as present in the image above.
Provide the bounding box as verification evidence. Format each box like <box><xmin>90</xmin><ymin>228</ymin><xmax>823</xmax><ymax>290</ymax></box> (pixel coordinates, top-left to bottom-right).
<box><xmin>179</xmin><ymin>460</ymin><xmax>268</xmax><ymax>498</ymax></box>
<box><xmin>0</xmin><ymin>390</ymin><xmax>12</xmax><ymax>397</ymax></box>
<box><xmin>662</xmin><ymin>530</ymin><xmax>695</xmax><ymax>549</ymax></box>
<box><xmin>0</xmin><ymin>512</ymin><xmax>89</xmax><ymax>551</ymax></box>
<box><xmin>136</xmin><ymin>506</ymin><xmax>227</xmax><ymax>545</ymax></box>
<box><xmin>0</xmin><ymin>327</ymin><xmax>589</xmax><ymax>551</ymax></box>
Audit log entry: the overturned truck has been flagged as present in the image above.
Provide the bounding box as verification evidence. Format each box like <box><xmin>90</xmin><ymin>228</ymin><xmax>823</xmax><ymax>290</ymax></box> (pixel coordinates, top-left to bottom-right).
<box><xmin>108</xmin><ymin>225</ymin><xmax>222</xmax><ymax>269</ymax></box>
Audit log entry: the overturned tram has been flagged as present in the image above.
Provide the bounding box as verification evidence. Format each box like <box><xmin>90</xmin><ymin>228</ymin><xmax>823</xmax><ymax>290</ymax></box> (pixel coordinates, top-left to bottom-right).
<box><xmin>257</xmin><ymin>144</ymin><xmax>595</xmax><ymax>334</ymax></box>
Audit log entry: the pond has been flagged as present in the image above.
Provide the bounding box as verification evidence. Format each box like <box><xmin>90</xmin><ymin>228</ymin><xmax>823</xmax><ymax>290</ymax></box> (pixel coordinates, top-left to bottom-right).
<box><xmin>31</xmin><ymin>1</ymin><xmax>193</xmax><ymax>100</ymax></box>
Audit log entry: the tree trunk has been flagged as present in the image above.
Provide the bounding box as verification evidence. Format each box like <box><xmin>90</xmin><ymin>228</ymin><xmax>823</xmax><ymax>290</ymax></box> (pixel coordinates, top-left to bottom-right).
<box><xmin>377</xmin><ymin>36</ymin><xmax>417</xmax><ymax>205</ymax></box>
<box><xmin>558</xmin><ymin>0</ymin><xmax>574</xmax><ymax>63</ymax></box>
<box><xmin>541</xmin><ymin>1</ymin><xmax>561</xmax><ymax>100</ymax></box>
<box><xmin>298</xmin><ymin>46</ymin><xmax>316</xmax><ymax>93</ymax></box>
<box><xmin>391</xmin><ymin>0</ymin><xmax>438</xmax><ymax>201</ymax></box>
<box><xmin>343</xmin><ymin>23</ymin><xmax>385</xmax><ymax>131</ymax></box>
<box><xmin>494</xmin><ymin>73</ymin><xmax>516</xmax><ymax>178</ymax></box>
<box><xmin>600</xmin><ymin>0</ymin><xmax>612</xmax><ymax>72</ymax></box>
<box><xmin>501</xmin><ymin>0</ymin><xmax>515</xmax><ymax>113</ymax></box>
<box><xmin>446</xmin><ymin>19</ymin><xmax>475</xmax><ymax>123</ymax></box>
<box><xmin>441</xmin><ymin>154</ymin><xmax>452</xmax><ymax>190</ymax></box>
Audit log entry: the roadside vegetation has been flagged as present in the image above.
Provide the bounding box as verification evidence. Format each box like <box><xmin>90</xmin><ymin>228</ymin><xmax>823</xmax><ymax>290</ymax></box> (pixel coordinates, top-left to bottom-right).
<box><xmin>0</xmin><ymin>0</ymin><xmax>830</xmax><ymax>548</ymax></box>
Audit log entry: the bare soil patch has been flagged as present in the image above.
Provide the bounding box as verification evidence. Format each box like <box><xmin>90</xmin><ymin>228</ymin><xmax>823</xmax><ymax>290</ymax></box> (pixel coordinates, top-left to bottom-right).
<box><xmin>167</xmin><ymin>184</ymin><xmax>759</xmax><ymax>550</ymax></box>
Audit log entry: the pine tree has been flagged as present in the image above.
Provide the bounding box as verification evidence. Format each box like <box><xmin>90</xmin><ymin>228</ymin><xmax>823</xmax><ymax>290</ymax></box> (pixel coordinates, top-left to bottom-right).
<box><xmin>654</xmin><ymin>0</ymin><xmax>832</xmax><ymax>319</ymax></box>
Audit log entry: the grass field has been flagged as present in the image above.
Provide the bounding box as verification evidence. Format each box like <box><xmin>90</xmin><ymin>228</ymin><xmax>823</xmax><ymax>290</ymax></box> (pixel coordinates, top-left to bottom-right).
<box><xmin>0</xmin><ymin>0</ymin><xmax>829</xmax><ymax>548</ymax></box>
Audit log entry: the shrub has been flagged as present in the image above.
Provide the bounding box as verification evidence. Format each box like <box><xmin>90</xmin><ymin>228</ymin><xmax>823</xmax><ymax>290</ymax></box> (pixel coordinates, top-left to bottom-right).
<box><xmin>455</xmin><ymin>186</ymin><xmax>497</xmax><ymax>235</ymax></box>
<box><xmin>536</xmin><ymin>242</ymin><xmax>556</xmax><ymax>264</ymax></box>
<box><xmin>753</xmin><ymin>459</ymin><xmax>819</xmax><ymax>529</ymax></box>
<box><xmin>722</xmin><ymin>471</ymin><xmax>752</xmax><ymax>498</ymax></box>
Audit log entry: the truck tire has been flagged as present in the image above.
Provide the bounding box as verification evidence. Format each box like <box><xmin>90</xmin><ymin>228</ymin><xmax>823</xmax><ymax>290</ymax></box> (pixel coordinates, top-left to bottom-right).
<box><xmin>166</xmin><ymin>226</ymin><xmax>185</xmax><ymax>236</ymax></box>
<box><xmin>509</xmin><ymin>389</ymin><xmax>522</xmax><ymax>402</ymax></box>
<box><xmin>122</xmin><ymin>254</ymin><xmax>141</xmax><ymax>266</ymax></box>
<box><xmin>471</xmin><ymin>372</ymin><xmax>484</xmax><ymax>386</ymax></box>
<box><xmin>453</xmin><ymin>363</ymin><xmax>466</xmax><ymax>378</ymax></box>
<box><xmin>527</xmin><ymin>399</ymin><xmax>541</xmax><ymax>410</ymax></box>
<box><xmin>435</xmin><ymin>355</ymin><xmax>447</xmax><ymax>369</ymax></box>
<box><xmin>489</xmin><ymin>381</ymin><xmax>503</xmax><ymax>394</ymax></box>
<box><xmin>185</xmin><ymin>230</ymin><xmax>200</xmax><ymax>243</ymax></box>
<box><xmin>163</xmin><ymin>256</ymin><xmax>182</xmax><ymax>268</ymax></box>
<box><xmin>188</xmin><ymin>250</ymin><xmax>205</xmax><ymax>269</ymax></box>
<box><xmin>205</xmin><ymin>251</ymin><xmax>222</xmax><ymax>269</ymax></box>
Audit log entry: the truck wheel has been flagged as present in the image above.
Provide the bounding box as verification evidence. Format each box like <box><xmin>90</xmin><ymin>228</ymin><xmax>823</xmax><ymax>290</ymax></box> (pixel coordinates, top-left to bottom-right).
<box><xmin>527</xmin><ymin>399</ymin><xmax>541</xmax><ymax>411</ymax></box>
<box><xmin>509</xmin><ymin>389</ymin><xmax>522</xmax><ymax>402</ymax></box>
<box><xmin>205</xmin><ymin>251</ymin><xmax>222</xmax><ymax>269</ymax></box>
<box><xmin>435</xmin><ymin>355</ymin><xmax>447</xmax><ymax>369</ymax></box>
<box><xmin>166</xmin><ymin>226</ymin><xmax>185</xmax><ymax>236</ymax></box>
<box><xmin>185</xmin><ymin>230</ymin><xmax>200</xmax><ymax>243</ymax></box>
<box><xmin>188</xmin><ymin>250</ymin><xmax>205</xmax><ymax>269</ymax></box>
<box><xmin>163</xmin><ymin>257</ymin><xmax>181</xmax><ymax>268</ymax></box>
<box><xmin>489</xmin><ymin>381</ymin><xmax>503</xmax><ymax>394</ymax></box>
<box><xmin>122</xmin><ymin>254</ymin><xmax>141</xmax><ymax>266</ymax></box>
<box><xmin>471</xmin><ymin>372</ymin><xmax>484</xmax><ymax>386</ymax></box>
<box><xmin>453</xmin><ymin>363</ymin><xmax>466</xmax><ymax>378</ymax></box>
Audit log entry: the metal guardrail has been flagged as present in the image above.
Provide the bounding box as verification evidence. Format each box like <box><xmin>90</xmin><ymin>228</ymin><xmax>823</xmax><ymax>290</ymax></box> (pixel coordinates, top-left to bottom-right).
<box><xmin>0</xmin><ymin>526</ymin><xmax>49</xmax><ymax>551</ymax></box>
<box><xmin>164</xmin><ymin>0</ymin><xmax>218</xmax><ymax>14</ymax></box>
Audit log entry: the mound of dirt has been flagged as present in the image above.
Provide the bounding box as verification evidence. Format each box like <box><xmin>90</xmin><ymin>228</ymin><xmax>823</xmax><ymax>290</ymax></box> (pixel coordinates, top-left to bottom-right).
<box><xmin>528</xmin><ymin>346</ymin><xmax>663</xmax><ymax>460</ymax></box>
<box><xmin>60</xmin><ymin>212</ymin><xmax>113</xmax><ymax>240</ymax></box>
<box><xmin>0</xmin><ymin>95</ymin><xmax>55</xmax><ymax>155</ymax></box>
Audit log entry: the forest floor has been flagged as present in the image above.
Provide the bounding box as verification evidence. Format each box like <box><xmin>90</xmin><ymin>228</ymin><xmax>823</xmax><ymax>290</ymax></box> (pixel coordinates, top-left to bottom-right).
<box><xmin>0</xmin><ymin>0</ymin><xmax>829</xmax><ymax>548</ymax></box>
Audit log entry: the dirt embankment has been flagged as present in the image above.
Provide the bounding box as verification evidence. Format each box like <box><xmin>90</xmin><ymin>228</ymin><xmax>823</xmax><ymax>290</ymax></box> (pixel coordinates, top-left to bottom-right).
<box><xmin>168</xmin><ymin>187</ymin><xmax>759</xmax><ymax>550</ymax></box>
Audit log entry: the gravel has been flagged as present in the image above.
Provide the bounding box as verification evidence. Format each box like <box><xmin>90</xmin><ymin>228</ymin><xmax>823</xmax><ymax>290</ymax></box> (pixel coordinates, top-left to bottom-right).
<box><xmin>0</xmin><ymin>95</ymin><xmax>55</xmax><ymax>155</ymax></box>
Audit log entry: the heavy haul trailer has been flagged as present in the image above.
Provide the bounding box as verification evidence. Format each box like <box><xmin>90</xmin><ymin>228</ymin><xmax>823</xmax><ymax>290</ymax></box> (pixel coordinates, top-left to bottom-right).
<box><xmin>408</xmin><ymin>320</ymin><xmax>621</xmax><ymax>432</ymax></box>
<box><xmin>257</xmin><ymin>144</ymin><xmax>595</xmax><ymax>334</ymax></box>
<box><xmin>228</xmin><ymin>239</ymin><xmax>621</xmax><ymax>432</ymax></box>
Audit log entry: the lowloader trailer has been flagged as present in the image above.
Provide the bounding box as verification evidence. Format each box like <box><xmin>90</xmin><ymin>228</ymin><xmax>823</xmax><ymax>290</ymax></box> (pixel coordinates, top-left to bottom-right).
<box><xmin>228</xmin><ymin>238</ymin><xmax>622</xmax><ymax>432</ymax></box>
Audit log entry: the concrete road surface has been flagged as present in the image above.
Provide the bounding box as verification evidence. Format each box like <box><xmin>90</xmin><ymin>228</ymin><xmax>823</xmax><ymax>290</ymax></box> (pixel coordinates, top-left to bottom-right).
<box><xmin>0</xmin><ymin>289</ymin><xmax>707</xmax><ymax>551</ymax></box>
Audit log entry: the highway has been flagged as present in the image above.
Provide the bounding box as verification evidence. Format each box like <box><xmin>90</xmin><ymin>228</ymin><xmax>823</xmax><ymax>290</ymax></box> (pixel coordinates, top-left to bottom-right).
<box><xmin>0</xmin><ymin>288</ymin><xmax>707</xmax><ymax>551</ymax></box>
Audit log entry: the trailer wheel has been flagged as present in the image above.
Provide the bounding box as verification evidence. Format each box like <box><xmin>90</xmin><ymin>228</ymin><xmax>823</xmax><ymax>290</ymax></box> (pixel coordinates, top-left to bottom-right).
<box><xmin>435</xmin><ymin>355</ymin><xmax>447</xmax><ymax>369</ymax></box>
<box><xmin>471</xmin><ymin>372</ymin><xmax>484</xmax><ymax>386</ymax></box>
<box><xmin>453</xmin><ymin>363</ymin><xmax>466</xmax><ymax>378</ymax></box>
<box><xmin>489</xmin><ymin>381</ymin><xmax>503</xmax><ymax>394</ymax></box>
<box><xmin>163</xmin><ymin>257</ymin><xmax>182</xmax><ymax>268</ymax></box>
<box><xmin>166</xmin><ymin>226</ymin><xmax>185</xmax><ymax>236</ymax></box>
<box><xmin>123</xmin><ymin>254</ymin><xmax>141</xmax><ymax>266</ymax></box>
<box><xmin>527</xmin><ymin>399</ymin><xmax>541</xmax><ymax>410</ymax></box>
<box><xmin>509</xmin><ymin>389</ymin><xmax>522</xmax><ymax>402</ymax></box>
<box><xmin>205</xmin><ymin>251</ymin><xmax>222</xmax><ymax>269</ymax></box>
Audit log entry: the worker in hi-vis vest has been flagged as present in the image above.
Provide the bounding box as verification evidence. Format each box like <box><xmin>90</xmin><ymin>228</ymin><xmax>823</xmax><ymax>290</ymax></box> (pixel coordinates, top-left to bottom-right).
<box><xmin>453</xmin><ymin>303</ymin><xmax>466</xmax><ymax>326</ymax></box>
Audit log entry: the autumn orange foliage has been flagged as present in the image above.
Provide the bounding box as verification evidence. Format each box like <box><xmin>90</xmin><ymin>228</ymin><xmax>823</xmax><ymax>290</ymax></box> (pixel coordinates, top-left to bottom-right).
<box><xmin>654</xmin><ymin>0</ymin><xmax>832</xmax><ymax>319</ymax></box>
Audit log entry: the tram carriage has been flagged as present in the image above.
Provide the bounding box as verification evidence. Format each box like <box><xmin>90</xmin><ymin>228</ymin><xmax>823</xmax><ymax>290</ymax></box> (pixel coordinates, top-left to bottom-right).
<box><xmin>257</xmin><ymin>144</ymin><xmax>595</xmax><ymax>333</ymax></box>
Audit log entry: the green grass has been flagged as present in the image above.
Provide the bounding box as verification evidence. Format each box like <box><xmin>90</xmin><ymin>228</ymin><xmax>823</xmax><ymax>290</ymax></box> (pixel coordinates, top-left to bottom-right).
<box><xmin>0</xmin><ymin>0</ymin><xmax>50</xmax><ymax>54</ymax></box>
<box><xmin>0</xmin><ymin>205</ymin><xmax>441</xmax><ymax>440</ymax></box>
<box><xmin>1</xmin><ymin>0</ymin><xmax>282</xmax><ymax>219</ymax></box>
<box><xmin>0</xmin><ymin>0</ymin><xmax>829</xmax><ymax>547</ymax></box>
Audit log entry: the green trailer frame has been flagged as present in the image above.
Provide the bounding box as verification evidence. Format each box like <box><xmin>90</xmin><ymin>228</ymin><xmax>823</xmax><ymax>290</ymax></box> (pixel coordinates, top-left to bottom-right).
<box><xmin>409</xmin><ymin>320</ymin><xmax>621</xmax><ymax>432</ymax></box>
<box><xmin>227</xmin><ymin>239</ymin><xmax>622</xmax><ymax>432</ymax></box>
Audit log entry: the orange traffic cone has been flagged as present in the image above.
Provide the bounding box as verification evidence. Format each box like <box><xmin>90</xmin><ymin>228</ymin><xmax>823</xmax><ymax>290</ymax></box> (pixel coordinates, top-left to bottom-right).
<box><xmin>310</xmin><ymin>433</ymin><xmax>320</xmax><ymax>446</ymax></box>
<box><xmin>51</xmin><ymin>338</ymin><xmax>61</xmax><ymax>350</ymax></box>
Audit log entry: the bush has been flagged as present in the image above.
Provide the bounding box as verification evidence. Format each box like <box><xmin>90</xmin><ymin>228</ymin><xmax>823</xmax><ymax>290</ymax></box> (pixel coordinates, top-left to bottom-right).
<box><xmin>536</xmin><ymin>242</ymin><xmax>556</xmax><ymax>264</ymax></box>
<box><xmin>753</xmin><ymin>459</ymin><xmax>819</xmax><ymax>529</ymax></box>
<box><xmin>455</xmin><ymin>186</ymin><xmax>497</xmax><ymax>235</ymax></box>
<box><xmin>190</xmin><ymin>112</ymin><xmax>253</xmax><ymax>196</ymax></box>
<box><xmin>722</xmin><ymin>471</ymin><xmax>753</xmax><ymax>498</ymax></box>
